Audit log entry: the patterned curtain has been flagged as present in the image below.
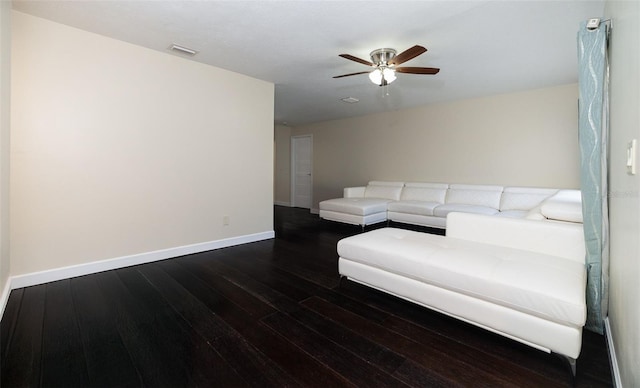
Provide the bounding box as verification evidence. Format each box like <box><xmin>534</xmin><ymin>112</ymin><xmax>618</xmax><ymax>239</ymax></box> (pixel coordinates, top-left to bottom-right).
<box><xmin>577</xmin><ymin>19</ymin><xmax>609</xmax><ymax>334</ymax></box>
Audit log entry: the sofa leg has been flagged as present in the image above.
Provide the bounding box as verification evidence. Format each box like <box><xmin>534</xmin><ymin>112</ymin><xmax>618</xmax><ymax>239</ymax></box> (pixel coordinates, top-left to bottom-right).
<box><xmin>554</xmin><ymin>353</ymin><xmax>577</xmax><ymax>384</ymax></box>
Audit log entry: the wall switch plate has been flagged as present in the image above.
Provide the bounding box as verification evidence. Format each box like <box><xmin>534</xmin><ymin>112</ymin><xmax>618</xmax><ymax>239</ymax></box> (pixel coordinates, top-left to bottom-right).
<box><xmin>627</xmin><ymin>139</ymin><xmax>637</xmax><ymax>175</ymax></box>
<box><xmin>223</xmin><ymin>215</ymin><xmax>230</xmax><ymax>226</ymax></box>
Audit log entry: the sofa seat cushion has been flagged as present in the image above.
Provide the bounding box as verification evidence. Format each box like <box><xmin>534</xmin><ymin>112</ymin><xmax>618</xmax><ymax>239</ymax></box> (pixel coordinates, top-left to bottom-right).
<box><xmin>387</xmin><ymin>200</ymin><xmax>441</xmax><ymax>216</ymax></box>
<box><xmin>337</xmin><ymin>228</ymin><xmax>586</xmax><ymax>327</ymax></box>
<box><xmin>433</xmin><ymin>204</ymin><xmax>499</xmax><ymax>218</ymax></box>
<box><xmin>319</xmin><ymin>198</ymin><xmax>391</xmax><ymax>216</ymax></box>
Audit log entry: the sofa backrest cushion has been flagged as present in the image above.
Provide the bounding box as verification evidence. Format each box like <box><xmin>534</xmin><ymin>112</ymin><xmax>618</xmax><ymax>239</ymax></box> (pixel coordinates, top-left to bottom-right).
<box><xmin>446</xmin><ymin>184</ymin><xmax>503</xmax><ymax>209</ymax></box>
<box><xmin>364</xmin><ymin>181</ymin><xmax>405</xmax><ymax>200</ymax></box>
<box><xmin>500</xmin><ymin>187</ymin><xmax>559</xmax><ymax>211</ymax></box>
<box><xmin>400</xmin><ymin>182</ymin><xmax>448</xmax><ymax>203</ymax></box>
<box><xmin>540</xmin><ymin>190</ymin><xmax>583</xmax><ymax>223</ymax></box>
<box><xmin>447</xmin><ymin>212</ymin><xmax>586</xmax><ymax>263</ymax></box>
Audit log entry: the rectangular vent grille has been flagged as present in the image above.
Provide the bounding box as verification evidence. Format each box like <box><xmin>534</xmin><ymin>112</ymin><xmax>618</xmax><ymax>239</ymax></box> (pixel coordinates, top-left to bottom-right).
<box><xmin>169</xmin><ymin>44</ymin><xmax>198</xmax><ymax>56</ymax></box>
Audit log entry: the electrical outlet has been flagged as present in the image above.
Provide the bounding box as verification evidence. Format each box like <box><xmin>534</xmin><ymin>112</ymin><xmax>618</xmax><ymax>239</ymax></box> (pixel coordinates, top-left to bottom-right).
<box><xmin>223</xmin><ymin>216</ymin><xmax>230</xmax><ymax>226</ymax></box>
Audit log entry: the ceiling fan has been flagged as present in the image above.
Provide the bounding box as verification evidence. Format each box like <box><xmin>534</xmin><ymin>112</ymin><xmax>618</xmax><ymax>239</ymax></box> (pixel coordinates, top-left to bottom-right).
<box><xmin>333</xmin><ymin>45</ymin><xmax>439</xmax><ymax>86</ymax></box>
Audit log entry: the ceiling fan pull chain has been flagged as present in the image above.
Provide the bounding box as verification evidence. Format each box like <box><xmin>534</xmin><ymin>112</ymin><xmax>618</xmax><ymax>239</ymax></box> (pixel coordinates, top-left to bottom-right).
<box><xmin>381</xmin><ymin>83</ymin><xmax>390</xmax><ymax>98</ymax></box>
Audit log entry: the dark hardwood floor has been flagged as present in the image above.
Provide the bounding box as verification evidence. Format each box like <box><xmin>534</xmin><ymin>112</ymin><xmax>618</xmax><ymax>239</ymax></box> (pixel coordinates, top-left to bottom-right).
<box><xmin>1</xmin><ymin>206</ymin><xmax>613</xmax><ymax>387</ymax></box>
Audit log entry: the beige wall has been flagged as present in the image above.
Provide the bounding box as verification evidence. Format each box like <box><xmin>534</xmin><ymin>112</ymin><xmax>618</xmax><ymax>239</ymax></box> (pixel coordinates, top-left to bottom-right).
<box><xmin>605</xmin><ymin>1</ymin><xmax>640</xmax><ymax>386</ymax></box>
<box><xmin>292</xmin><ymin>83</ymin><xmax>580</xmax><ymax>211</ymax></box>
<box><xmin>0</xmin><ymin>2</ymin><xmax>10</xmax><ymax>302</ymax></box>
<box><xmin>11</xmin><ymin>12</ymin><xmax>274</xmax><ymax>276</ymax></box>
<box><xmin>274</xmin><ymin>124</ymin><xmax>291</xmax><ymax>206</ymax></box>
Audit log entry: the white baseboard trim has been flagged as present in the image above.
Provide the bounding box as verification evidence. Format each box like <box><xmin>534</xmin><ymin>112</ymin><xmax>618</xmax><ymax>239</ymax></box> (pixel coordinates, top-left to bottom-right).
<box><xmin>274</xmin><ymin>201</ymin><xmax>292</xmax><ymax>207</ymax></box>
<box><xmin>605</xmin><ymin>317</ymin><xmax>623</xmax><ymax>387</ymax></box>
<box><xmin>0</xmin><ymin>277</ymin><xmax>12</xmax><ymax>320</ymax></box>
<box><xmin>9</xmin><ymin>230</ymin><xmax>275</xmax><ymax>291</ymax></box>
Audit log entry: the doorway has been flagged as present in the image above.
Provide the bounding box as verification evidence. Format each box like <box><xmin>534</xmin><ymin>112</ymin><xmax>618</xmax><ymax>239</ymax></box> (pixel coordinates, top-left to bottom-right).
<box><xmin>291</xmin><ymin>135</ymin><xmax>312</xmax><ymax>209</ymax></box>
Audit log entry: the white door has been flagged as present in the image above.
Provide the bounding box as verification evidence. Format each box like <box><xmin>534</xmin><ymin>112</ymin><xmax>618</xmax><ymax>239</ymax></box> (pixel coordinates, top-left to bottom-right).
<box><xmin>291</xmin><ymin>135</ymin><xmax>312</xmax><ymax>209</ymax></box>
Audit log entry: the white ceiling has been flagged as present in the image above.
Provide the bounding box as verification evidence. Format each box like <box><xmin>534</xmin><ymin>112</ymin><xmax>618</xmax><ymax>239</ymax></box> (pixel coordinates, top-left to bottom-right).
<box><xmin>12</xmin><ymin>0</ymin><xmax>605</xmax><ymax>127</ymax></box>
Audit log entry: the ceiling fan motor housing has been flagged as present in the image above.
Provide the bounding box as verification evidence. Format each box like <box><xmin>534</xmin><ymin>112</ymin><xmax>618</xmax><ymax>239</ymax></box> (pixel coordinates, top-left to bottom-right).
<box><xmin>370</xmin><ymin>48</ymin><xmax>397</xmax><ymax>65</ymax></box>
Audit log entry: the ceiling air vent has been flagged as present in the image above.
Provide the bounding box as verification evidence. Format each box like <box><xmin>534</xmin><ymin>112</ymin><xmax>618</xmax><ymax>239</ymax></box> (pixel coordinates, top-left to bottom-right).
<box><xmin>169</xmin><ymin>44</ymin><xmax>198</xmax><ymax>56</ymax></box>
<box><xmin>341</xmin><ymin>97</ymin><xmax>360</xmax><ymax>103</ymax></box>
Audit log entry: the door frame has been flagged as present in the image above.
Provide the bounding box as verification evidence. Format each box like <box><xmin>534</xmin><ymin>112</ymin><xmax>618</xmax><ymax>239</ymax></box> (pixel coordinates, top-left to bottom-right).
<box><xmin>290</xmin><ymin>135</ymin><xmax>313</xmax><ymax>209</ymax></box>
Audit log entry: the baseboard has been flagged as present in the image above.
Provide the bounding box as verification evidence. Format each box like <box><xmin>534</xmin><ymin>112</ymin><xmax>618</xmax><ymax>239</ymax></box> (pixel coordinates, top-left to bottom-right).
<box><xmin>274</xmin><ymin>201</ymin><xmax>291</xmax><ymax>207</ymax></box>
<box><xmin>0</xmin><ymin>277</ymin><xmax>12</xmax><ymax>320</ymax></box>
<box><xmin>9</xmin><ymin>230</ymin><xmax>275</xmax><ymax>291</ymax></box>
<box><xmin>605</xmin><ymin>317</ymin><xmax>623</xmax><ymax>387</ymax></box>
<box><xmin>310</xmin><ymin>207</ymin><xmax>319</xmax><ymax>215</ymax></box>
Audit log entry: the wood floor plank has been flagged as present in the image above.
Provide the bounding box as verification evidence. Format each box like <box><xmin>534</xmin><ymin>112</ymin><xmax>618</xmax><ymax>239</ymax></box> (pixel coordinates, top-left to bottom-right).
<box><xmin>136</xmin><ymin>263</ymin><xmax>299</xmax><ymax>387</ymax></box>
<box><xmin>262</xmin><ymin>311</ymin><xmax>411</xmax><ymax>388</ymax></box>
<box><xmin>304</xmin><ymin>296</ymin><xmax>504</xmax><ymax>386</ymax></box>
<box><xmin>208</xmin><ymin>252</ymin><xmax>393</xmax><ymax>324</ymax></box>
<box><xmin>337</xmin><ymin>276</ymin><xmax>572</xmax><ymax>381</ymax></box>
<box><xmin>40</xmin><ymin>279</ymin><xmax>91</xmax><ymax>387</ymax></box>
<box><xmin>172</xmin><ymin>256</ymin><xmax>277</xmax><ymax>319</ymax></box>
<box><xmin>159</xmin><ymin>259</ymin><xmax>356</xmax><ymax>388</ymax></box>
<box><xmin>302</xmin><ymin>295</ymin><xmax>562</xmax><ymax>388</ymax></box>
<box><xmin>0</xmin><ymin>288</ymin><xmax>24</xmax><ymax>367</ymax></box>
<box><xmin>1</xmin><ymin>285</ymin><xmax>46</xmax><ymax>387</ymax></box>
<box><xmin>202</xmin><ymin>253</ymin><xmax>315</xmax><ymax>302</ymax></box>
<box><xmin>235</xmin><ymin>240</ymin><xmax>341</xmax><ymax>289</ymax></box>
<box><xmin>117</xmin><ymin>266</ymin><xmax>253</xmax><ymax>387</ymax></box>
<box><xmin>94</xmin><ymin>269</ymin><xmax>232</xmax><ymax>387</ymax></box>
<box><xmin>187</xmin><ymin>254</ymin><xmax>408</xmax><ymax>377</ymax></box>
<box><xmin>574</xmin><ymin>331</ymin><xmax>616</xmax><ymax>386</ymax></box>
<box><xmin>186</xmin><ymin>256</ymin><xmax>310</xmax><ymax>309</ymax></box>
<box><xmin>392</xmin><ymin>359</ymin><xmax>465</xmax><ymax>388</ymax></box>
<box><xmin>69</xmin><ymin>275</ymin><xmax>142</xmax><ymax>387</ymax></box>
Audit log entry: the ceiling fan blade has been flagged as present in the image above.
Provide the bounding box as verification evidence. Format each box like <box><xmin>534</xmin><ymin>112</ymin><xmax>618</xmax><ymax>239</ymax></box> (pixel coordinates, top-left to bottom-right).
<box><xmin>339</xmin><ymin>54</ymin><xmax>374</xmax><ymax>66</ymax></box>
<box><xmin>333</xmin><ymin>71</ymin><xmax>372</xmax><ymax>78</ymax></box>
<box><xmin>395</xmin><ymin>66</ymin><xmax>440</xmax><ymax>75</ymax></box>
<box><xmin>388</xmin><ymin>45</ymin><xmax>427</xmax><ymax>65</ymax></box>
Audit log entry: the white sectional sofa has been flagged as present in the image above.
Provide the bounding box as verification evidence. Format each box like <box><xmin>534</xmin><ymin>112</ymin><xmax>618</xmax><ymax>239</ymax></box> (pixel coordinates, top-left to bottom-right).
<box><xmin>319</xmin><ymin>181</ymin><xmax>582</xmax><ymax>229</ymax></box>
<box><xmin>338</xmin><ymin>212</ymin><xmax>587</xmax><ymax>375</ymax></box>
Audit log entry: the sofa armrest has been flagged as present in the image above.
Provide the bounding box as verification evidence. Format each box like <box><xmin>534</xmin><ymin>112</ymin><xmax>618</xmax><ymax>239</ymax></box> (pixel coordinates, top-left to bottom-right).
<box><xmin>344</xmin><ymin>186</ymin><xmax>366</xmax><ymax>198</ymax></box>
<box><xmin>446</xmin><ymin>212</ymin><xmax>585</xmax><ymax>263</ymax></box>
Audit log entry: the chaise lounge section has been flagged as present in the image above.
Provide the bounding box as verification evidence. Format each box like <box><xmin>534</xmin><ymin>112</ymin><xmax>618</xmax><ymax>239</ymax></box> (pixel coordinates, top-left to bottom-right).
<box><xmin>319</xmin><ymin>181</ymin><xmax>405</xmax><ymax>227</ymax></box>
<box><xmin>337</xmin><ymin>212</ymin><xmax>587</xmax><ymax>375</ymax></box>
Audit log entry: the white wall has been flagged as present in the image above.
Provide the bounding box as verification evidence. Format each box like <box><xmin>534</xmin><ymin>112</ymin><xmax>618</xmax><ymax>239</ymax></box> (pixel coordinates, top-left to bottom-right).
<box><xmin>274</xmin><ymin>124</ymin><xmax>291</xmax><ymax>206</ymax></box>
<box><xmin>292</xmin><ymin>84</ymin><xmax>580</xmax><ymax>210</ymax></box>
<box><xmin>11</xmin><ymin>12</ymin><xmax>274</xmax><ymax>276</ymax></box>
<box><xmin>0</xmin><ymin>1</ymin><xmax>11</xmax><ymax>307</ymax></box>
<box><xmin>604</xmin><ymin>1</ymin><xmax>640</xmax><ymax>386</ymax></box>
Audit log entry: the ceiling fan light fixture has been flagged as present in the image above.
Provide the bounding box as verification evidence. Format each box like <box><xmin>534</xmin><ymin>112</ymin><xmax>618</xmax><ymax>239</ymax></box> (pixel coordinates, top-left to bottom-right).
<box><xmin>368</xmin><ymin>67</ymin><xmax>396</xmax><ymax>86</ymax></box>
<box><xmin>368</xmin><ymin>69</ymin><xmax>383</xmax><ymax>85</ymax></box>
<box><xmin>382</xmin><ymin>68</ymin><xmax>397</xmax><ymax>83</ymax></box>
